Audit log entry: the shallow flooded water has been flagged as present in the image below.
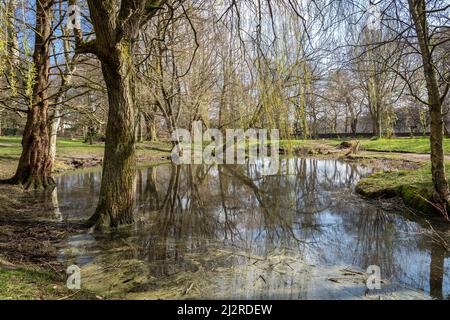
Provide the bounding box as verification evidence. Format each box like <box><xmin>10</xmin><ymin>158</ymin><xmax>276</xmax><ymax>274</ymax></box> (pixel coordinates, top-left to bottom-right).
<box><xmin>53</xmin><ymin>158</ymin><xmax>449</xmax><ymax>299</ymax></box>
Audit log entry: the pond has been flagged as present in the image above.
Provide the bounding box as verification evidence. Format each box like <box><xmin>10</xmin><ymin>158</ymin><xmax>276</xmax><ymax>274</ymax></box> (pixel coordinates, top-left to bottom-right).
<box><xmin>51</xmin><ymin>158</ymin><xmax>449</xmax><ymax>299</ymax></box>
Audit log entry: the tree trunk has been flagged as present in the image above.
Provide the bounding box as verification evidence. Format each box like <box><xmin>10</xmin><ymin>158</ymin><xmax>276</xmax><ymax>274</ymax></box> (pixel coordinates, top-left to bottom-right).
<box><xmin>144</xmin><ymin>112</ymin><xmax>157</xmax><ymax>142</ymax></box>
<box><xmin>373</xmin><ymin>103</ymin><xmax>382</xmax><ymax>138</ymax></box>
<box><xmin>409</xmin><ymin>0</ymin><xmax>449</xmax><ymax>217</ymax></box>
<box><xmin>136</xmin><ymin>112</ymin><xmax>144</xmax><ymax>143</ymax></box>
<box><xmin>49</xmin><ymin>109</ymin><xmax>61</xmax><ymax>166</ymax></box>
<box><xmin>371</xmin><ymin>115</ymin><xmax>378</xmax><ymax>137</ymax></box>
<box><xmin>2</xmin><ymin>0</ymin><xmax>54</xmax><ymax>189</ymax></box>
<box><xmin>88</xmin><ymin>46</ymin><xmax>137</xmax><ymax>229</ymax></box>
<box><xmin>148</xmin><ymin>121</ymin><xmax>157</xmax><ymax>142</ymax></box>
<box><xmin>70</xmin><ymin>0</ymin><xmax>166</xmax><ymax>229</ymax></box>
<box><xmin>351</xmin><ymin>118</ymin><xmax>358</xmax><ymax>136</ymax></box>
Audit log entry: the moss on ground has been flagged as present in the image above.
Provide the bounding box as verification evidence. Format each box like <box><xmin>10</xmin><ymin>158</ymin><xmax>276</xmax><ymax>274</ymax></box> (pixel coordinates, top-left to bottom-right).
<box><xmin>355</xmin><ymin>164</ymin><xmax>450</xmax><ymax>215</ymax></box>
<box><xmin>0</xmin><ymin>264</ymin><xmax>98</xmax><ymax>300</ymax></box>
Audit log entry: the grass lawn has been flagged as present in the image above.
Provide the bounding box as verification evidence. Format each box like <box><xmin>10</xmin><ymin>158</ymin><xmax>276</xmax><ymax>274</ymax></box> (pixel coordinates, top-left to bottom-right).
<box><xmin>0</xmin><ymin>136</ymin><xmax>172</xmax><ymax>178</ymax></box>
<box><xmin>2</xmin><ymin>136</ymin><xmax>443</xmax><ymax>156</ymax></box>
<box><xmin>0</xmin><ymin>136</ymin><xmax>105</xmax><ymax>157</ymax></box>
<box><xmin>278</xmin><ymin>139</ymin><xmax>340</xmax><ymax>148</ymax></box>
<box><xmin>359</xmin><ymin>137</ymin><xmax>450</xmax><ymax>154</ymax></box>
<box><xmin>280</xmin><ymin>137</ymin><xmax>449</xmax><ymax>155</ymax></box>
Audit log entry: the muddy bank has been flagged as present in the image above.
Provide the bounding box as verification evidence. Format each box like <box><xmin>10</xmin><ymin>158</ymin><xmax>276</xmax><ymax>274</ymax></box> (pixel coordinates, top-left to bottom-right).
<box><xmin>54</xmin><ymin>153</ymin><xmax>171</xmax><ymax>174</ymax></box>
<box><xmin>0</xmin><ymin>218</ymin><xmax>81</xmax><ymax>272</ymax></box>
<box><xmin>0</xmin><ymin>185</ymin><xmax>84</xmax><ymax>271</ymax></box>
<box><xmin>0</xmin><ymin>184</ymin><xmax>103</xmax><ymax>299</ymax></box>
<box><xmin>279</xmin><ymin>141</ymin><xmax>425</xmax><ymax>172</ymax></box>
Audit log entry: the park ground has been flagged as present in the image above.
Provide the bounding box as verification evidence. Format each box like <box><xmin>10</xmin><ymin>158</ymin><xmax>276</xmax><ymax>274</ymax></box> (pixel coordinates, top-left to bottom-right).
<box><xmin>0</xmin><ymin>135</ymin><xmax>449</xmax><ymax>299</ymax></box>
<box><xmin>0</xmin><ymin>137</ymin><xmax>173</xmax><ymax>299</ymax></box>
<box><xmin>1</xmin><ymin>136</ymin><xmax>447</xmax><ymax>179</ymax></box>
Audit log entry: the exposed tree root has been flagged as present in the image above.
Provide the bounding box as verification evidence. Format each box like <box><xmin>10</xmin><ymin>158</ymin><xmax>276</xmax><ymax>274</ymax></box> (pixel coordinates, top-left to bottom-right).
<box><xmin>87</xmin><ymin>207</ymin><xmax>135</xmax><ymax>232</ymax></box>
<box><xmin>0</xmin><ymin>175</ymin><xmax>56</xmax><ymax>190</ymax></box>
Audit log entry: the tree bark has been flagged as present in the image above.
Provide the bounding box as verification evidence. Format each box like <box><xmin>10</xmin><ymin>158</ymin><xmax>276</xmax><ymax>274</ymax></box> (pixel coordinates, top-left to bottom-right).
<box><xmin>70</xmin><ymin>0</ymin><xmax>165</xmax><ymax>229</ymax></box>
<box><xmin>2</xmin><ymin>0</ymin><xmax>54</xmax><ymax>189</ymax></box>
<box><xmin>87</xmin><ymin>45</ymin><xmax>137</xmax><ymax>229</ymax></box>
<box><xmin>144</xmin><ymin>111</ymin><xmax>157</xmax><ymax>141</ymax></box>
<box><xmin>351</xmin><ymin>118</ymin><xmax>357</xmax><ymax>136</ymax></box>
<box><xmin>408</xmin><ymin>0</ymin><xmax>449</xmax><ymax>217</ymax></box>
<box><xmin>371</xmin><ymin>113</ymin><xmax>380</xmax><ymax>137</ymax></box>
<box><xmin>49</xmin><ymin>109</ymin><xmax>61</xmax><ymax>166</ymax></box>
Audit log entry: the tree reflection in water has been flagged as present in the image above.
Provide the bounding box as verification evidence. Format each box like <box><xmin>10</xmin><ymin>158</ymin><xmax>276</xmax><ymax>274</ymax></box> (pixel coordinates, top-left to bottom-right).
<box><xmin>55</xmin><ymin>159</ymin><xmax>449</xmax><ymax>299</ymax></box>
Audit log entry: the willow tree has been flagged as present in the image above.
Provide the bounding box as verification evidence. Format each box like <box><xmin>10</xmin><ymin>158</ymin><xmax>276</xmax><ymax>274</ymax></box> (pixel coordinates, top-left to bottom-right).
<box><xmin>70</xmin><ymin>0</ymin><xmax>167</xmax><ymax>229</ymax></box>
<box><xmin>1</xmin><ymin>0</ymin><xmax>55</xmax><ymax>189</ymax></box>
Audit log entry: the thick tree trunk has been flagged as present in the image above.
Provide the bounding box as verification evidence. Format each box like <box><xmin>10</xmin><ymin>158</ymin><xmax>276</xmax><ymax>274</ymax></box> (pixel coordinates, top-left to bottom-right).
<box><xmin>409</xmin><ymin>0</ymin><xmax>449</xmax><ymax>217</ymax></box>
<box><xmin>88</xmin><ymin>46</ymin><xmax>137</xmax><ymax>229</ymax></box>
<box><xmin>2</xmin><ymin>0</ymin><xmax>54</xmax><ymax>189</ymax></box>
<box><xmin>72</xmin><ymin>0</ymin><xmax>166</xmax><ymax>229</ymax></box>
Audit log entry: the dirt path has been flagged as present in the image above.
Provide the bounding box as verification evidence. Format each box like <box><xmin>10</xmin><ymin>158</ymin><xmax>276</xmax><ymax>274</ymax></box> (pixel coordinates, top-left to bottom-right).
<box><xmin>363</xmin><ymin>151</ymin><xmax>438</xmax><ymax>162</ymax></box>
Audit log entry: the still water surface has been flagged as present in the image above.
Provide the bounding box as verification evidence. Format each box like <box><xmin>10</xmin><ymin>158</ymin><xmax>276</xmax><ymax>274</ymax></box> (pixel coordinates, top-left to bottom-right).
<box><xmin>52</xmin><ymin>158</ymin><xmax>449</xmax><ymax>299</ymax></box>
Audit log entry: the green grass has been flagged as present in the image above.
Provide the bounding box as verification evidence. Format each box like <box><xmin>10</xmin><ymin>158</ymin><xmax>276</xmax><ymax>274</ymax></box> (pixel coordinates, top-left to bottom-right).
<box><xmin>278</xmin><ymin>139</ymin><xmax>340</xmax><ymax>149</ymax></box>
<box><xmin>0</xmin><ymin>136</ymin><xmax>172</xmax><ymax>178</ymax></box>
<box><xmin>2</xmin><ymin>136</ymin><xmax>443</xmax><ymax>156</ymax></box>
<box><xmin>356</xmin><ymin>163</ymin><xmax>450</xmax><ymax>215</ymax></box>
<box><xmin>0</xmin><ymin>266</ymin><xmax>98</xmax><ymax>300</ymax></box>
<box><xmin>0</xmin><ymin>137</ymin><xmax>104</xmax><ymax>156</ymax></box>
<box><xmin>0</xmin><ymin>136</ymin><xmax>172</xmax><ymax>158</ymax></box>
<box><xmin>279</xmin><ymin>137</ymin><xmax>450</xmax><ymax>155</ymax></box>
<box><xmin>359</xmin><ymin>137</ymin><xmax>450</xmax><ymax>154</ymax></box>
<box><xmin>0</xmin><ymin>137</ymin><xmax>172</xmax><ymax>156</ymax></box>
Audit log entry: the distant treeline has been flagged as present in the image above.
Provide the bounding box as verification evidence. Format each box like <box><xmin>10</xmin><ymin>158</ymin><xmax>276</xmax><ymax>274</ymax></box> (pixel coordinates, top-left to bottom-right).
<box><xmin>296</xmin><ymin>132</ymin><xmax>432</xmax><ymax>139</ymax></box>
